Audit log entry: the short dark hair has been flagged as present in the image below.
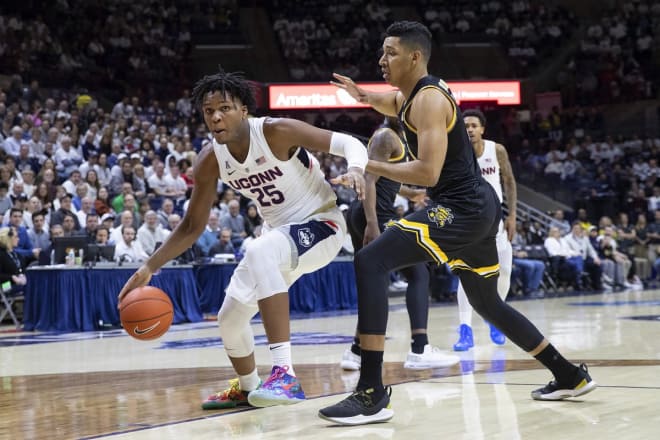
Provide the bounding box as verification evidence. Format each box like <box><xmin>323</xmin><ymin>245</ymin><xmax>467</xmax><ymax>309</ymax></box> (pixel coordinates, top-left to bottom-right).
<box><xmin>191</xmin><ymin>67</ymin><xmax>256</xmax><ymax>114</ymax></box>
<box><xmin>9</xmin><ymin>208</ymin><xmax>22</xmax><ymax>217</ymax></box>
<box><xmin>463</xmin><ymin>109</ymin><xmax>486</xmax><ymax>127</ymax></box>
<box><xmin>32</xmin><ymin>210</ymin><xmax>46</xmax><ymax>222</ymax></box>
<box><xmin>385</xmin><ymin>21</ymin><xmax>432</xmax><ymax>61</ymax></box>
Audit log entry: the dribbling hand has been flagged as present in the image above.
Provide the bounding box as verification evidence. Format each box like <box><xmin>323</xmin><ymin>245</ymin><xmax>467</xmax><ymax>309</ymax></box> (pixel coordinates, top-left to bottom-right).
<box><xmin>331</xmin><ymin>73</ymin><xmax>369</xmax><ymax>103</ymax></box>
<box><xmin>330</xmin><ymin>168</ymin><xmax>366</xmax><ymax>201</ymax></box>
<box><xmin>117</xmin><ymin>265</ymin><xmax>153</xmax><ymax>307</ymax></box>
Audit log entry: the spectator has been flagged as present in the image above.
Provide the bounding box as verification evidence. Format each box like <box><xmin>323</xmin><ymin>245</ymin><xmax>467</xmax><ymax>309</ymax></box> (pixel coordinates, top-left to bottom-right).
<box><xmin>550</xmin><ymin>209</ymin><xmax>571</xmax><ymax>235</ymax></box>
<box><xmin>61</xmin><ymin>214</ymin><xmax>78</xmax><ymax>237</ymax></box>
<box><xmin>157</xmin><ymin>198</ymin><xmax>175</xmax><ymax>228</ymax></box>
<box><xmin>563</xmin><ymin>222</ymin><xmax>604</xmax><ymax>290</ymax></box>
<box><xmin>76</xmin><ymin>213</ymin><xmax>99</xmax><ymax>244</ymax></box>
<box><xmin>0</xmin><ymin>182</ymin><xmax>13</xmax><ymax>217</ymax></box>
<box><xmin>0</xmin><ymin>227</ymin><xmax>27</xmax><ymax>291</ymax></box>
<box><xmin>511</xmin><ymin>245</ymin><xmax>546</xmax><ymax>298</ymax></box>
<box><xmin>220</xmin><ymin>199</ymin><xmax>247</xmax><ymax>248</ymax></box>
<box><xmin>114</xmin><ymin>226</ymin><xmax>148</xmax><ymax>263</ymax></box>
<box><xmin>94</xmin><ymin>187</ymin><xmax>113</xmax><ymax>217</ymax></box>
<box><xmin>50</xmin><ymin>194</ymin><xmax>81</xmax><ymax>230</ymax></box>
<box><xmin>544</xmin><ymin>226</ymin><xmax>580</xmax><ymax>288</ymax></box>
<box><xmin>209</xmin><ymin>228</ymin><xmax>235</xmax><ymax>256</ymax></box>
<box><xmin>28</xmin><ymin>210</ymin><xmax>50</xmax><ymax>254</ymax></box>
<box><xmin>137</xmin><ymin>210</ymin><xmax>170</xmax><ymax>256</ymax></box>
<box><xmin>7</xmin><ymin>208</ymin><xmax>36</xmax><ymax>261</ymax></box>
<box><xmin>54</xmin><ymin>136</ymin><xmax>82</xmax><ymax>177</ymax></box>
<box><xmin>62</xmin><ymin>170</ymin><xmax>83</xmax><ymax>196</ymax></box>
<box><xmin>196</xmin><ymin>212</ymin><xmax>221</xmax><ymax>257</ymax></box>
<box><xmin>110</xmin><ymin>211</ymin><xmax>135</xmax><ymax>244</ymax></box>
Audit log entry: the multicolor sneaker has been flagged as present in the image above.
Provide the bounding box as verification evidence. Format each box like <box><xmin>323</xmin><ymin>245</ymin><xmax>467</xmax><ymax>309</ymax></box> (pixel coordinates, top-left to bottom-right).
<box><xmin>531</xmin><ymin>363</ymin><xmax>597</xmax><ymax>401</ymax></box>
<box><xmin>318</xmin><ymin>387</ymin><xmax>393</xmax><ymax>425</ymax></box>
<box><xmin>201</xmin><ymin>378</ymin><xmax>256</xmax><ymax>410</ymax></box>
<box><xmin>247</xmin><ymin>366</ymin><xmax>305</xmax><ymax>407</ymax></box>
<box><xmin>403</xmin><ymin>345</ymin><xmax>460</xmax><ymax>369</ymax></box>
<box><xmin>340</xmin><ymin>348</ymin><xmax>361</xmax><ymax>371</ymax></box>
<box><xmin>452</xmin><ymin>324</ymin><xmax>474</xmax><ymax>351</ymax></box>
<box><xmin>489</xmin><ymin>323</ymin><xmax>506</xmax><ymax>345</ymax></box>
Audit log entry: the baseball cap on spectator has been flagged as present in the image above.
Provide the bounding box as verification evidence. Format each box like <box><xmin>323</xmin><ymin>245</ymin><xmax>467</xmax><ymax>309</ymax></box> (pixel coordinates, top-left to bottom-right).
<box><xmin>101</xmin><ymin>213</ymin><xmax>115</xmax><ymax>223</ymax></box>
<box><xmin>117</xmin><ymin>153</ymin><xmax>128</xmax><ymax>161</ymax></box>
<box><xmin>130</xmin><ymin>153</ymin><xmax>141</xmax><ymax>160</ymax></box>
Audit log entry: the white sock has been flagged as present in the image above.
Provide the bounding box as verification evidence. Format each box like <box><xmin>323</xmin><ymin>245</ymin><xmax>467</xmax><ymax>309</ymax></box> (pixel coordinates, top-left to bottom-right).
<box><xmin>269</xmin><ymin>341</ymin><xmax>295</xmax><ymax>376</ymax></box>
<box><xmin>238</xmin><ymin>368</ymin><xmax>261</xmax><ymax>391</ymax></box>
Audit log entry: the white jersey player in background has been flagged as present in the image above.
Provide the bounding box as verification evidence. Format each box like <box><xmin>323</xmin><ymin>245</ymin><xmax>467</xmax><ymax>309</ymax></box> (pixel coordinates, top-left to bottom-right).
<box><xmin>118</xmin><ymin>69</ymin><xmax>368</xmax><ymax>408</ymax></box>
<box><xmin>453</xmin><ymin>108</ymin><xmax>518</xmax><ymax>351</ymax></box>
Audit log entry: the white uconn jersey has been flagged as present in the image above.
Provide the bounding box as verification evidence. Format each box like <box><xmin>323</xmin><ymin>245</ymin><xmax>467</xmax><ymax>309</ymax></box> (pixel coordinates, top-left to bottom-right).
<box><xmin>477</xmin><ymin>140</ymin><xmax>503</xmax><ymax>203</ymax></box>
<box><xmin>213</xmin><ymin>117</ymin><xmax>337</xmax><ymax>228</ymax></box>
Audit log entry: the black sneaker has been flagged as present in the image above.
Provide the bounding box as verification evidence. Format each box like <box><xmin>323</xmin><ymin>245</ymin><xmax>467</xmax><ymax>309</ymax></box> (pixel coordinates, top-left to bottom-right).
<box><xmin>531</xmin><ymin>363</ymin><xmax>597</xmax><ymax>401</ymax></box>
<box><xmin>318</xmin><ymin>387</ymin><xmax>393</xmax><ymax>425</ymax></box>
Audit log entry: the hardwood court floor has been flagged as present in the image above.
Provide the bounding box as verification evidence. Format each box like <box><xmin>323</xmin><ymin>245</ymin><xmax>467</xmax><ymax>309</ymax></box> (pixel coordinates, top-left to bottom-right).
<box><xmin>2</xmin><ymin>289</ymin><xmax>660</xmax><ymax>439</ymax></box>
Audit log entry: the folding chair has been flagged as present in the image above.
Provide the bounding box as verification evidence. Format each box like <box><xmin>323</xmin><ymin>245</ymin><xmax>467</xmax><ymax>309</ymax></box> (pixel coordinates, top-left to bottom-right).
<box><xmin>0</xmin><ymin>281</ymin><xmax>22</xmax><ymax>328</ymax></box>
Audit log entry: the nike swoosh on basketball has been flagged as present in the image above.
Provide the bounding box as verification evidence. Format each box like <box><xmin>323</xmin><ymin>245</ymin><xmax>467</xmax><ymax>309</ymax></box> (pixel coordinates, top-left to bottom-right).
<box><xmin>134</xmin><ymin>321</ymin><xmax>160</xmax><ymax>335</ymax></box>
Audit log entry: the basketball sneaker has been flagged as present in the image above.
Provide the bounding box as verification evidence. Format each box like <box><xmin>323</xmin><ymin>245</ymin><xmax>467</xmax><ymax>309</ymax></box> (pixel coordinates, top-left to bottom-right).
<box><xmin>404</xmin><ymin>344</ymin><xmax>460</xmax><ymax>369</ymax></box>
<box><xmin>531</xmin><ymin>363</ymin><xmax>597</xmax><ymax>401</ymax></box>
<box><xmin>340</xmin><ymin>348</ymin><xmax>361</xmax><ymax>371</ymax></box>
<box><xmin>452</xmin><ymin>324</ymin><xmax>474</xmax><ymax>351</ymax></box>
<box><xmin>201</xmin><ymin>378</ymin><xmax>258</xmax><ymax>410</ymax></box>
<box><xmin>247</xmin><ymin>366</ymin><xmax>305</xmax><ymax>407</ymax></box>
<box><xmin>489</xmin><ymin>323</ymin><xmax>506</xmax><ymax>345</ymax></box>
<box><xmin>318</xmin><ymin>387</ymin><xmax>393</xmax><ymax>426</ymax></box>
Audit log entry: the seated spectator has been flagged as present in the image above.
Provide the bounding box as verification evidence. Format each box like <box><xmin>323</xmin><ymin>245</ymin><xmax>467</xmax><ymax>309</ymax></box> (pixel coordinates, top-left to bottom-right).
<box><xmin>550</xmin><ymin>209</ymin><xmax>571</xmax><ymax>235</ymax></box>
<box><xmin>157</xmin><ymin>198</ymin><xmax>175</xmax><ymax>229</ymax></box>
<box><xmin>110</xmin><ymin>211</ymin><xmax>137</xmax><ymax>244</ymax></box>
<box><xmin>0</xmin><ymin>182</ymin><xmax>13</xmax><ymax>217</ymax></box>
<box><xmin>94</xmin><ymin>187</ymin><xmax>113</xmax><ymax>217</ymax></box>
<box><xmin>137</xmin><ymin>211</ymin><xmax>170</xmax><ymax>256</ymax></box>
<box><xmin>76</xmin><ymin>197</ymin><xmax>94</xmax><ymax>227</ymax></box>
<box><xmin>50</xmin><ymin>194</ymin><xmax>81</xmax><ymax>230</ymax></box>
<box><xmin>209</xmin><ymin>228</ymin><xmax>235</xmax><ymax>256</ymax></box>
<box><xmin>544</xmin><ymin>226</ymin><xmax>580</xmax><ymax>287</ymax></box>
<box><xmin>76</xmin><ymin>213</ymin><xmax>99</xmax><ymax>244</ymax></box>
<box><xmin>0</xmin><ymin>227</ymin><xmax>27</xmax><ymax>292</ymax></box>
<box><xmin>245</xmin><ymin>202</ymin><xmax>263</xmax><ymax>235</ymax></box>
<box><xmin>109</xmin><ymin>158</ymin><xmax>138</xmax><ymax>197</ymax></box>
<box><xmin>111</xmin><ymin>183</ymin><xmax>135</xmax><ymax>214</ymax></box>
<box><xmin>167</xmin><ymin>213</ymin><xmax>181</xmax><ymax>231</ymax></box>
<box><xmin>7</xmin><ymin>208</ymin><xmax>36</xmax><ymax>262</ymax></box>
<box><xmin>563</xmin><ymin>222</ymin><xmax>604</xmax><ymax>290</ymax></box>
<box><xmin>512</xmin><ymin>246</ymin><xmax>547</xmax><ymax>298</ymax></box>
<box><xmin>62</xmin><ymin>170</ymin><xmax>83</xmax><ymax>196</ymax></box>
<box><xmin>23</xmin><ymin>196</ymin><xmax>44</xmax><ymax>230</ymax></box>
<box><xmin>100</xmin><ymin>213</ymin><xmax>116</xmax><ymax>239</ymax></box>
<box><xmin>28</xmin><ymin>210</ymin><xmax>50</xmax><ymax>260</ymax></box>
<box><xmin>61</xmin><ymin>214</ymin><xmax>78</xmax><ymax>237</ymax></box>
<box><xmin>148</xmin><ymin>161</ymin><xmax>176</xmax><ymax>198</ymax></box>
<box><xmin>196</xmin><ymin>212</ymin><xmax>221</xmax><ymax>257</ymax></box>
<box><xmin>54</xmin><ymin>136</ymin><xmax>82</xmax><ymax>177</ymax></box>
<box><xmin>220</xmin><ymin>199</ymin><xmax>247</xmax><ymax>248</ymax></box>
<box><xmin>95</xmin><ymin>227</ymin><xmax>110</xmax><ymax>246</ymax></box>
<box><xmin>114</xmin><ymin>226</ymin><xmax>148</xmax><ymax>263</ymax></box>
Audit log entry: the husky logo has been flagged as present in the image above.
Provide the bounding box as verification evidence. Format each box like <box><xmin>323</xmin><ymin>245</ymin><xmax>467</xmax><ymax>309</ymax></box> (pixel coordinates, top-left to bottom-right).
<box><xmin>298</xmin><ymin>228</ymin><xmax>314</xmax><ymax>247</ymax></box>
<box><xmin>427</xmin><ymin>205</ymin><xmax>454</xmax><ymax>227</ymax></box>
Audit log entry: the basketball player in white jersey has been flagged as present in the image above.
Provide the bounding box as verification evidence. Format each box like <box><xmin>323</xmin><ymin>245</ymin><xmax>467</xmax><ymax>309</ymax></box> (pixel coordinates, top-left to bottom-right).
<box><xmin>453</xmin><ymin>109</ymin><xmax>517</xmax><ymax>351</ymax></box>
<box><xmin>117</xmin><ymin>69</ymin><xmax>368</xmax><ymax>409</ymax></box>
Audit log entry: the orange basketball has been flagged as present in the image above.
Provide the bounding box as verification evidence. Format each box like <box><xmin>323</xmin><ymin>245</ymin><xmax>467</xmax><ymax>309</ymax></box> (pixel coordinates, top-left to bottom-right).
<box><xmin>120</xmin><ymin>286</ymin><xmax>173</xmax><ymax>341</ymax></box>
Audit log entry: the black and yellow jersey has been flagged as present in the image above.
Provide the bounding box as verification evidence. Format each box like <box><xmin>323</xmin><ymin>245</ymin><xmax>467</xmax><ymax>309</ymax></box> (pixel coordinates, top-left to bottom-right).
<box><xmin>397</xmin><ymin>75</ymin><xmax>481</xmax><ymax>204</ymax></box>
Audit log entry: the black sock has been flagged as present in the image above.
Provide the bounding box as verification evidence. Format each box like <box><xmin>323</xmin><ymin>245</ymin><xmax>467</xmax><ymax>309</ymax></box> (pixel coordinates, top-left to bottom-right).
<box><xmin>351</xmin><ymin>336</ymin><xmax>361</xmax><ymax>356</ymax></box>
<box><xmin>534</xmin><ymin>344</ymin><xmax>579</xmax><ymax>384</ymax></box>
<box><xmin>411</xmin><ymin>333</ymin><xmax>428</xmax><ymax>354</ymax></box>
<box><xmin>357</xmin><ymin>349</ymin><xmax>384</xmax><ymax>397</ymax></box>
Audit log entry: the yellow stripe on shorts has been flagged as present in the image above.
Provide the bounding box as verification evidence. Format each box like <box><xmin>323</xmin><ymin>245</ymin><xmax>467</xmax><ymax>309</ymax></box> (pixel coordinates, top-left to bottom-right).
<box><xmin>447</xmin><ymin>258</ymin><xmax>500</xmax><ymax>278</ymax></box>
<box><xmin>389</xmin><ymin>219</ymin><xmax>448</xmax><ymax>264</ymax></box>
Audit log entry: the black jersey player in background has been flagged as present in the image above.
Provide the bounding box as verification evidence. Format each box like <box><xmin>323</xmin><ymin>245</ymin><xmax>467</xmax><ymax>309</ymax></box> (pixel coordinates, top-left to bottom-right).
<box><xmin>320</xmin><ymin>20</ymin><xmax>596</xmax><ymax>426</ymax></box>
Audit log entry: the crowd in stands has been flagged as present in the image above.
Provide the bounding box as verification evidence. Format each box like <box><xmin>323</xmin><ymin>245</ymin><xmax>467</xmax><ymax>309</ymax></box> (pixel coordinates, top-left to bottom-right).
<box><xmin>418</xmin><ymin>0</ymin><xmax>576</xmax><ymax>76</ymax></box>
<box><xmin>0</xmin><ymin>0</ymin><xmax>238</xmax><ymax>99</ymax></box>
<box><xmin>556</xmin><ymin>0</ymin><xmax>659</xmax><ymax>107</ymax></box>
<box><xmin>270</xmin><ymin>0</ymin><xmax>394</xmax><ymax>81</ymax></box>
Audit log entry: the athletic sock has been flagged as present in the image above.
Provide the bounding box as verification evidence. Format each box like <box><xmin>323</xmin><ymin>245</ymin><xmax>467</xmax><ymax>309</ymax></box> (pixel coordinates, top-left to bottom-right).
<box><xmin>357</xmin><ymin>349</ymin><xmax>384</xmax><ymax>399</ymax></box>
<box><xmin>351</xmin><ymin>336</ymin><xmax>361</xmax><ymax>356</ymax></box>
<box><xmin>269</xmin><ymin>341</ymin><xmax>295</xmax><ymax>376</ymax></box>
<box><xmin>534</xmin><ymin>344</ymin><xmax>579</xmax><ymax>385</ymax></box>
<box><xmin>411</xmin><ymin>333</ymin><xmax>428</xmax><ymax>354</ymax></box>
<box><xmin>238</xmin><ymin>368</ymin><xmax>261</xmax><ymax>392</ymax></box>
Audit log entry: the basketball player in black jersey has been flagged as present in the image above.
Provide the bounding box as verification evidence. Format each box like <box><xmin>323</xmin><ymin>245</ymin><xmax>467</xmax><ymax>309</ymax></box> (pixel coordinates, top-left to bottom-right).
<box><xmin>319</xmin><ymin>21</ymin><xmax>596</xmax><ymax>426</ymax></box>
<box><xmin>340</xmin><ymin>116</ymin><xmax>459</xmax><ymax>371</ymax></box>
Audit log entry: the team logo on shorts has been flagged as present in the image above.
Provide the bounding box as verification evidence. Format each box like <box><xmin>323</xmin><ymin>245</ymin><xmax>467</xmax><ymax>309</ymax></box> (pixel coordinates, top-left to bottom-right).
<box><xmin>427</xmin><ymin>205</ymin><xmax>454</xmax><ymax>227</ymax></box>
<box><xmin>298</xmin><ymin>228</ymin><xmax>315</xmax><ymax>247</ymax></box>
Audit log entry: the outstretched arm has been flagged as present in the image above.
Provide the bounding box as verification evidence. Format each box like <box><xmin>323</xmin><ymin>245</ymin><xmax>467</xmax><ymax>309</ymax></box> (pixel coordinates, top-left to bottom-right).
<box><xmin>117</xmin><ymin>145</ymin><xmax>219</xmax><ymax>303</ymax></box>
<box><xmin>496</xmin><ymin>142</ymin><xmax>518</xmax><ymax>241</ymax></box>
<box><xmin>331</xmin><ymin>73</ymin><xmax>403</xmax><ymax>117</ymax></box>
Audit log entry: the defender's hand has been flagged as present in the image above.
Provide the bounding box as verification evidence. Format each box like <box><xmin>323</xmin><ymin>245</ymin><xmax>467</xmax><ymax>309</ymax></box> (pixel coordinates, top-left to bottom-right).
<box><xmin>331</xmin><ymin>73</ymin><xmax>369</xmax><ymax>103</ymax></box>
<box><xmin>117</xmin><ymin>265</ymin><xmax>153</xmax><ymax>308</ymax></box>
<box><xmin>330</xmin><ymin>168</ymin><xmax>366</xmax><ymax>200</ymax></box>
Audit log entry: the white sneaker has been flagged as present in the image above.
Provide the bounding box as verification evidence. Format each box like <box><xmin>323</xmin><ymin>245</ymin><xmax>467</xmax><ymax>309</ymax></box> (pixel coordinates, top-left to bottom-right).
<box><xmin>403</xmin><ymin>345</ymin><xmax>460</xmax><ymax>369</ymax></box>
<box><xmin>390</xmin><ymin>280</ymin><xmax>408</xmax><ymax>290</ymax></box>
<box><xmin>340</xmin><ymin>348</ymin><xmax>361</xmax><ymax>370</ymax></box>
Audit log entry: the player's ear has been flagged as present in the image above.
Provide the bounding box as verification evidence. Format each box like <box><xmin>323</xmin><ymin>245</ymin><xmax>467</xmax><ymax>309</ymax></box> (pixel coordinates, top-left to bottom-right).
<box><xmin>241</xmin><ymin>105</ymin><xmax>248</xmax><ymax>119</ymax></box>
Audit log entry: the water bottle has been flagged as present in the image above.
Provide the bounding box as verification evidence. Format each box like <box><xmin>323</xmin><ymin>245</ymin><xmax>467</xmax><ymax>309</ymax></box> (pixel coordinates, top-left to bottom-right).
<box><xmin>75</xmin><ymin>249</ymin><xmax>83</xmax><ymax>265</ymax></box>
<box><xmin>66</xmin><ymin>249</ymin><xmax>75</xmax><ymax>266</ymax></box>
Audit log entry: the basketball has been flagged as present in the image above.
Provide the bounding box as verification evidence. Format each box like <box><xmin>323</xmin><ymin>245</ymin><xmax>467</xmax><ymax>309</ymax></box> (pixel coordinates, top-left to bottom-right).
<box><xmin>119</xmin><ymin>286</ymin><xmax>174</xmax><ymax>341</ymax></box>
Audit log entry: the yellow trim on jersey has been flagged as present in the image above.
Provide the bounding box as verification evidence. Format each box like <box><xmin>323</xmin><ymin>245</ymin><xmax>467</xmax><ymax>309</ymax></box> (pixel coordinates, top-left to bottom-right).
<box><xmin>390</xmin><ymin>219</ymin><xmax>448</xmax><ymax>264</ymax></box>
<box><xmin>447</xmin><ymin>258</ymin><xmax>500</xmax><ymax>278</ymax></box>
<box><xmin>367</xmin><ymin>128</ymin><xmax>406</xmax><ymax>163</ymax></box>
<box><xmin>400</xmin><ymin>84</ymin><xmax>457</xmax><ymax>136</ymax></box>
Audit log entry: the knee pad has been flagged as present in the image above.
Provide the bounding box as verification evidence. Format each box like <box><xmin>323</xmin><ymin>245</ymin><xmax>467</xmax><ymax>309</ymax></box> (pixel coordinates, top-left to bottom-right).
<box><xmin>217</xmin><ymin>297</ymin><xmax>258</xmax><ymax>358</ymax></box>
